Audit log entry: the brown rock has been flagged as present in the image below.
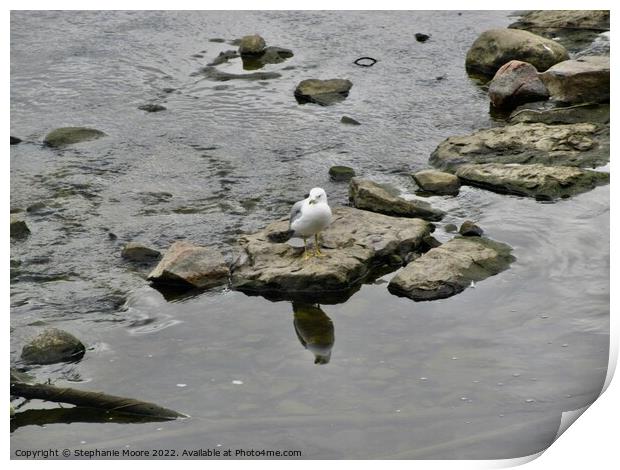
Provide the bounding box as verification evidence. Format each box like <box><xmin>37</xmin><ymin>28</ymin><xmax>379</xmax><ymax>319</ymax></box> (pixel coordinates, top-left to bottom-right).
<box><xmin>148</xmin><ymin>241</ymin><xmax>229</xmax><ymax>289</ymax></box>
<box><xmin>488</xmin><ymin>60</ymin><xmax>549</xmax><ymax>110</ymax></box>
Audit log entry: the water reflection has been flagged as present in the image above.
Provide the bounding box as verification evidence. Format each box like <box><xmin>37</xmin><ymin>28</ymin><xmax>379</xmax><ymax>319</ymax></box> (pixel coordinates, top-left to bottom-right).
<box><xmin>292</xmin><ymin>302</ymin><xmax>334</xmax><ymax>365</ymax></box>
<box><xmin>10</xmin><ymin>407</ymin><xmax>171</xmax><ymax>433</ymax></box>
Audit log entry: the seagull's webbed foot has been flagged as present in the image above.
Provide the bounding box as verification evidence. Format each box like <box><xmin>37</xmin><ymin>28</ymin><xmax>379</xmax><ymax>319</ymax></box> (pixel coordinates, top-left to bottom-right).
<box><xmin>302</xmin><ymin>238</ymin><xmax>314</xmax><ymax>260</ymax></box>
<box><xmin>314</xmin><ymin>233</ymin><xmax>326</xmax><ymax>257</ymax></box>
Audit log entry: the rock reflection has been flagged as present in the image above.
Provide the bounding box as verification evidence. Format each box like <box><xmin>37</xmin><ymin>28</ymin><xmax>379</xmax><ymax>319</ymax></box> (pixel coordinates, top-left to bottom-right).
<box><xmin>292</xmin><ymin>303</ymin><xmax>334</xmax><ymax>365</ymax></box>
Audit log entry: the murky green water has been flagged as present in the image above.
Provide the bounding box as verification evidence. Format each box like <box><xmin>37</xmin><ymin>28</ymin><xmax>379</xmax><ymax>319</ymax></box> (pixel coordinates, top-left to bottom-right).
<box><xmin>10</xmin><ymin>11</ymin><xmax>609</xmax><ymax>459</ymax></box>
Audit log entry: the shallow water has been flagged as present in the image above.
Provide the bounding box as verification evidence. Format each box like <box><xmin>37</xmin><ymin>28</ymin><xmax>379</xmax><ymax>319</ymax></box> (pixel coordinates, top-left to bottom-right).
<box><xmin>10</xmin><ymin>11</ymin><xmax>609</xmax><ymax>459</ymax></box>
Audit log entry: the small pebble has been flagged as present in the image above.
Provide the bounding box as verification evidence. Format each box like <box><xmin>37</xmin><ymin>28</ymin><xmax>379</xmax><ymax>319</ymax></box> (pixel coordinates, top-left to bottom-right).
<box><xmin>176</xmin><ymin>383</ymin><xmax>187</xmax><ymax>388</ymax></box>
<box><xmin>419</xmin><ymin>377</ymin><xmax>428</xmax><ymax>381</ymax></box>
<box><xmin>232</xmin><ymin>380</ymin><xmax>243</xmax><ymax>385</ymax></box>
<box><xmin>562</xmin><ymin>344</ymin><xmax>568</xmax><ymax>347</ymax></box>
<box><xmin>451</xmin><ymin>357</ymin><xmax>459</xmax><ymax>360</ymax></box>
<box><xmin>525</xmin><ymin>398</ymin><xmax>535</xmax><ymax>403</ymax></box>
<box><xmin>512</xmin><ymin>373</ymin><xmax>521</xmax><ymax>377</ymax></box>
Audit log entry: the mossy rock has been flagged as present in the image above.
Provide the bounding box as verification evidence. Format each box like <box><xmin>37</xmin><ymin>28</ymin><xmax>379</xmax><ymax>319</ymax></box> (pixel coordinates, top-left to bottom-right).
<box><xmin>21</xmin><ymin>328</ymin><xmax>86</xmax><ymax>365</ymax></box>
<box><xmin>329</xmin><ymin>165</ymin><xmax>356</xmax><ymax>182</ymax></box>
<box><xmin>10</xmin><ymin>215</ymin><xmax>30</xmax><ymax>239</ymax></box>
<box><xmin>44</xmin><ymin>127</ymin><xmax>106</xmax><ymax>147</ymax></box>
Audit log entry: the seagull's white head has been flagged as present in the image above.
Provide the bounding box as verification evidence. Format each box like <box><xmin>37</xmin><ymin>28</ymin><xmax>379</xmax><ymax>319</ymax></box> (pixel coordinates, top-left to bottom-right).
<box><xmin>308</xmin><ymin>187</ymin><xmax>327</xmax><ymax>205</ymax></box>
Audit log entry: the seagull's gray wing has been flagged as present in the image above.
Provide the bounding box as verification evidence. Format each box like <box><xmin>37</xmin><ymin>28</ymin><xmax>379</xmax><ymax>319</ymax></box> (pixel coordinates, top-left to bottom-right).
<box><xmin>289</xmin><ymin>200</ymin><xmax>304</xmax><ymax>229</ymax></box>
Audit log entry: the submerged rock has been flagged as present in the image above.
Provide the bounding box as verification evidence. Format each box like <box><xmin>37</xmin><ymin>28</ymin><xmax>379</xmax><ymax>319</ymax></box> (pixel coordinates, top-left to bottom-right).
<box><xmin>231</xmin><ymin>206</ymin><xmax>433</xmax><ymax>302</ymax></box>
<box><xmin>329</xmin><ymin>165</ymin><xmax>356</xmax><ymax>182</ymax></box>
<box><xmin>540</xmin><ymin>56</ymin><xmax>610</xmax><ymax>104</ymax></box>
<box><xmin>349</xmin><ymin>178</ymin><xmax>444</xmax><ymax>221</ymax></box>
<box><xmin>10</xmin><ymin>215</ymin><xmax>30</xmax><ymax>239</ymax></box>
<box><xmin>294</xmin><ymin>79</ymin><xmax>353</xmax><ymax>106</ymax></box>
<box><xmin>241</xmin><ymin>46</ymin><xmax>294</xmax><ymax>69</ymax></box>
<box><xmin>293</xmin><ymin>303</ymin><xmax>334</xmax><ymax>365</ymax></box>
<box><xmin>121</xmin><ymin>242</ymin><xmax>161</xmax><ymax>262</ymax></box>
<box><xmin>208</xmin><ymin>50</ymin><xmax>240</xmax><ymax>66</ymax></box>
<box><xmin>340</xmin><ymin>116</ymin><xmax>361</xmax><ymax>125</ymax></box>
<box><xmin>238</xmin><ymin>34</ymin><xmax>266</xmax><ymax>55</ymax></box>
<box><xmin>412</xmin><ymin>169</ymin><xmax>460</xmax><ymax>195</ymax></box>
<box><xmin>388</xmin><ymin>237</ymin><xmax>515</xmax><ymax>301</ymax></box>
<box><xmin>148</xmin><ymin>241</ymin><xmax>229</xmax><ymax>290</ymax></box>
<box><xmin>44</xmin><ymin>127</ymin><xmax>106</xmax><ymax>147</ymax></box>
<box><xmin>465</xmin><ymin>28</ymin><xmax>569</xmax><ymax>77</ymax></box>
<box><xmin>199</xmin><ymin>65</ymin><xmax>281</xmax><ymax>82</ymax></box>
<box><xmin>455</xmin><ymin>163</ymin><xmax>609</xmax><ymax>200</ymax></box>
<box><xmin>21</xmin><ymin>328</ymin><xmax>86</xmax><ymax>365</ymax></box>
<box><xmin>488</xmin><ymin>60</ymin><xmax>549</xmax><ymax>110</ymax></box>
<box><xmin>10</xmin><ymin>136</ymin><xmax>22</xmax><ymax>145</ymax></box>
<box><xmin>509</xmin><ymin>10</ymin><xmax>609</xmax><ymax>52</ymax></box>
<box><xmin>459</xmin><ymin>220</ymin><xmax>483</xmax><ymax>237</ymax></box>
<box><xmin>138</xmin><ymin>104</ymin><xmax>167</xmax><ymax>112</ymax></box>
<box><xmin>429</xmin><ymin>122</ymin><xmax>607</xmax><ymax>170</ymax></box>
<box><xmin>509</xmin><ymin>102</ymin><xmax>610</xmax><ymax>125</ymax></box>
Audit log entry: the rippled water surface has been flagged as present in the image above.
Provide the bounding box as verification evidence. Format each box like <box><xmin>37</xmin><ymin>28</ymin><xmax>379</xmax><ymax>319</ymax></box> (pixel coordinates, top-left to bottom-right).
<box><xmin>10</xmin><ymin>11</ymin><xmax>609</xmax><ymax>459</ymax></box>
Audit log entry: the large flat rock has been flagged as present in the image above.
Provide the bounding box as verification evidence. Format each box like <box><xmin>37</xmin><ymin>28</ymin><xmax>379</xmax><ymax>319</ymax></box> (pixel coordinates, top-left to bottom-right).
<box><xmin>388</xmin><ymin>237</ymin><xmax>515</xmax><ymax>301</ymax></box>
<box><xmin>429</xmin><ymin>122</ymin><xmax>607</xmax><ymax>170</ymax></box>
<box><xmin>349</xmin><ymin>178</ymin><xmax>444</xmax><ymax>221</ymax></box>
<box><xmin>455</xmin><ymin>163</ymin><xmax>609</xmax><ymax>200</ymax></box>
<box><xmin>231</xmin><ymin>206</ymin><xmax>433</xmax><ymax>303</ymax></box>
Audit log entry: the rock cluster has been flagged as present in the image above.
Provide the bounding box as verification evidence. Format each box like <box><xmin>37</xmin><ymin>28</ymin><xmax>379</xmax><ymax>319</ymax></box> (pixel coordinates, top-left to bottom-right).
<box><xmin>231</xmin><ymin>206</ymin><xmax>433</xmax><ymax>302</ymax></box>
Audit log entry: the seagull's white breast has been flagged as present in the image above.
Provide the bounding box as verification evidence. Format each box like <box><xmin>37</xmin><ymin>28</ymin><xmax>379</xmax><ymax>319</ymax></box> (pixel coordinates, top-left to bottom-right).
<box><xmin>291</xmin><ymin>201</ymin><xmax>332</xmax><ymax>238</ymax></box>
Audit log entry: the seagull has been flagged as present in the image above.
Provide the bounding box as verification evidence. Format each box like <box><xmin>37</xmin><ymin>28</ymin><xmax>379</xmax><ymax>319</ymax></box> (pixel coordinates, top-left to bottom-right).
<box><xmin>287</xmin><ymin>188</ymin><xmax>333</xmax><ymax>259</ymax></box>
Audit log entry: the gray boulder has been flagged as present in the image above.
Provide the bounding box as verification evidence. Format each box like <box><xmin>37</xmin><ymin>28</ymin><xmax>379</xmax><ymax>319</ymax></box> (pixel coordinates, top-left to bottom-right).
<box><xmin>121</xmin><ymin>242</ymin><xmax>161</xmax><ymax>262</ymax></box>
<box><xmin>388</xmin><ymin>237</ymin><xmax>515</xmax><ymax>301</ymax></box>
<box><xmin>459</xmin><ymin>221</ymin><xmax>483</xmax><ymax>237</ymax></box>
<box><xmin>540</xmin><ymin>56</ymin><xmax>609</xmax><ymax>104</ymax></box>
<box><xmin>148</xmin><ymin>241</ymin><xmax>229</xmax><ymax>290</ymax></box>
<box><xmin>10</xmin><ymin>215</ymin><xmax>30</xmax><ymax>239</ymax></box>
<box><xmin>349</xmin><ymin>178</ymin><xmax>444</xmax><ymax>221</ymax></box>
<box><xmin>44</xmin><ymin>127</ymin><xmax>106</xmax><ymax>147</ymax></box>
<box><xmin>488</xmin><ymin>60</ymin><xmax>549</xmax><ymax>110</ymax></box>
<box><xmin>465</xmin><ymin>28</ymin><xmax>569</xmax><ymax>77</ymax></box>
<box><xmin>294</xmin><ymin>79</ymin><xmax>353</xmax><ymax>106</ymax></box>
<box><xmin>238</xmin><ymin>34</ymin><xmax>266</xmax><ymax>55</ymax></box>
<box><xmin>231</xmin><ymin>206</ymin><xmax>432</xmax><ymax>302</ymax></box>
<box><xmin>341</xmin><ymin>116</ymin><xmax>361</xmax><ymax>125</ymax></box>
<box><xmin>21</xmin><ymin>328</ymin><xmax>86</xmax><ymax>364</ymax></box>
<box><xmin>455</xmin><ymin>163</ymin><xmax>609</xmax><ymax>200</ymax></box>
<box><xmin>412</xmin><ymin>169</ymin><xmax>461</xmax><ymax>195</ymax></box>
<box><xmin>429</xmin><ymin>122</ymin><xmax>607</xmax><ymax>170</ymax></box>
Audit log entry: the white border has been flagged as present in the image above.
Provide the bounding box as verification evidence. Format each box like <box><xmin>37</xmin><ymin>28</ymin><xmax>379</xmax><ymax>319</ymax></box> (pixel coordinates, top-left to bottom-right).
<box><xmin>4</xmin><ymin>2</ymin><xmax>616</xmax><ymax>468</ymax></box>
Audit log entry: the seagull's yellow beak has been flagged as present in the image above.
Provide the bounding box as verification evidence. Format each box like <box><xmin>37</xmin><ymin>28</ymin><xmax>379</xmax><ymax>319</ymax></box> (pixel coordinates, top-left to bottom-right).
<box><xmin>308</xmin><ymin>198</ymin><xmax>317</xmax><ymax>205</ymax></box>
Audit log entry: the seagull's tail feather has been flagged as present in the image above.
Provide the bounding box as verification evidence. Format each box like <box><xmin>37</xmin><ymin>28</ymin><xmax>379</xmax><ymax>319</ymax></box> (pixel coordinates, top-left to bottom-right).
<box><xmin>267</xmin><ymin>229</ymin><xmax>295</xmax><ymax>243</ymax></box>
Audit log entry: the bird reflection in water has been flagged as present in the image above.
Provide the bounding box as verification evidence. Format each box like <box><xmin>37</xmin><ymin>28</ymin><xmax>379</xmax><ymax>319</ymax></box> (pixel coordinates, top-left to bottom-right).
<box><xmin>293</xmin><ymin>302</ymin><xmax>335</xmax><ymax>364</ymax></box>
